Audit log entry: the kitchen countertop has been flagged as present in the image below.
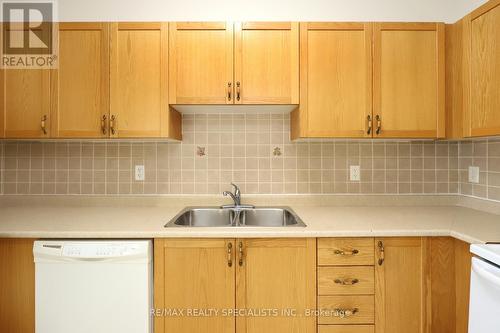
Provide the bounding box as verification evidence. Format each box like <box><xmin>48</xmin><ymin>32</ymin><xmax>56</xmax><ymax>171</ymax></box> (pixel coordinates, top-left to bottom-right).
<box><xmin>0</xmin><ymin>195</ymin><xmax>499</xmax><ymax>244</ymax></box>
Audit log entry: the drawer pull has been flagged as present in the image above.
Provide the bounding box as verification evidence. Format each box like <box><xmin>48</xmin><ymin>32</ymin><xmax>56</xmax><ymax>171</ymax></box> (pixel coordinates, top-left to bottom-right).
<box><xmin>378</xmin><ymin>241</ymin><xmax>385</xmax><ymax>266</ymax></box>
<box><xmin>227</xmin><ymin>242</ymin><xmax>233</xmax><ymax>267</ymax></box>
<box><xmin>334</xmin><ymin>249</ymin><xmax>359</xmax><ymax>256</ymax></box>
<box><xmin>334</xmin><ymin>308</ymin><xmax>359</xmax><ymax>318</ymax></box>
<box><xmin>334</xmin><ymin>278</ymin><xmax>359</xmax><ymax>285</ymax></box>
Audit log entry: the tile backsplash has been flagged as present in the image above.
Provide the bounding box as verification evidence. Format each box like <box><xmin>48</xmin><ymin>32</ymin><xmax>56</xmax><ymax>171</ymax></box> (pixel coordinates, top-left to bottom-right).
<box><xmin>0</xmin><ymin>113</ymin><xmax>497</xmax><ymax>201</ymax></box>
<box><xmin>0</xmin><ymin>113</ymin><xmax>462</xmax><ymax>196</ymax></box>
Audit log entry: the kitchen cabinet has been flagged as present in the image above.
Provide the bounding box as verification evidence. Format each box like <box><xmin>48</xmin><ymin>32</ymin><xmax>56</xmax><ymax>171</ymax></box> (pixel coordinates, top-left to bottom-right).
<box><xmin>168</xmin><ymin>22</ymin><xmax>299</xmax><ymax>106</ymax></box>
<box><xmin>154</xmin><ymin>238</ymin><xmax>316</xmax><ymax>333</ymax></box>
<box><xmin>110</xmin><ymin>22</ymin><xmax>181</xmax><ymax>139</ymax></box>
<box><xmin>374</xmin><ymin>237</ymin><xmax>429</xmax><ymax>333</ymax></box>
<box><xmin>154</xmin><ymin>239</ymin><xmax>235</xmax><ymax>333</ymax></box>
<box><xmin>1</xmin><ymin>69</ymin><xmax>50</xmax><ymax>138</ymax></box>
<box><xmin>0</xmin><ymin>239</ymin><xmax>35</xmax><ymax>333</ymax></box>
<box><xmin>463</xmin><ymin>0</ymin><xmax>500</xmax><ymax>137</ymax></box>
<box><xmin>51</xmin><ymin>23</ymin><xmax>109</xmax><ymax>138</ymax></box>
<box><xmin>291</xmin><ymin>23</ymin><xmax>372</xmax><ymax>139</ymax></box>
<box><xmin>236</xmin><ymin>238</ymin><xmax>316</xmax><ymax>333</ymax></box>
<box><xmin>373</xmin><ymin>23</ymin><xmax>445</xmax><ymax>138</ymax></box>
<box><xmin>169</xmin><ymin>22</ymin><xmax>234</xmax><ymax>104</ymax></box>
<box><xmin>234</xmin><ymin>22</ymin><xmax>299</xmax><ymax>104</ymax></box>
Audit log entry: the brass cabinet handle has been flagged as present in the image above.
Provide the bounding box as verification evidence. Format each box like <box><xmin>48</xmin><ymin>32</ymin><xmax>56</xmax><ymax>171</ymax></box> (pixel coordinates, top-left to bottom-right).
<box><xmin>110</xmin><ymin>115</ymin><xmax>116</xmax><ymax>135</ymax></box>
<box><xmin>101</xmin><ymin>115</ymin><xmax>107</xmax><ymax>135</ymax></box>
<box><xmin>227</xmin><ymin>242</ymin><xmax>233</xmax><ymax>267</ymax></box>
<box><xmin>367</xmin><ymin>115</ymin><xmax>372</xmax><ymax>135</ymax></box>
<box><xmin>334</xmin><ymin>249</ymin><xmax>359</xmax><ymax>256</ymax></box>
<box><xmin>375</xmin><ymin>115</ymin><xmax>382</xmax><ymax>135</ymax></box>
<box><xmin>378</xmin><ymin>240</ymin><xmax>385</xmax><ymax>266</ymax></box>
<box><xmin>334</xmin><ymin>278</ymin><xmax>359</xmax><ymax>285</ymax></box>
<box><xmin>40</xmin><ymin>115</ymin><xmax>47</xmax><ymax>135</ymax></box>
<box><xmin>227</xmin><ymin>82</ymin><xmax>232</xmax><ymax>101</ymax></box>
<box><xmin>236</xmin><ymin>81</ymin><xmax>241</xmax><ymax>101</ymax></box>
<box><xmin>238</xmin><ymin>241</ymin><xmax>244</xmax><ymax>266</ymax></box>
<box><xmin>333</xmin><ymin>308</ymin><xmax>359</xmax><ymax>318</ymax></box>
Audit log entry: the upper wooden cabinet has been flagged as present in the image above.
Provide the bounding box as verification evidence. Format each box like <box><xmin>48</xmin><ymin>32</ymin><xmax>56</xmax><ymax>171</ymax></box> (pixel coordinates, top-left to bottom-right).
<box><xmin>373</xmin><ymin>23</ymin><xmax>445</xmax><ymax>138</ymax></box>
<box><xmin>375</xmin><ymin>237</ymin><xmax>429</xmax><ymax>333</ymax></box>
<box><xmin>292</xmin><ymin>23</ymin><xmax>372</xmax><ymax>138</ymax></box>
<box><xmin>168</xmin><ymin>22</ymin><xmax>299</xmax><ymax>106</ymax></box>
<box><xmin>2</xmin><ymin>69</ymin><xmax>50</xmax><ymax>139</ymax></box>
<box><xmin>51</xmin><ymin>23</ymin><xmax>109</xmax><ymax>138</ymax></box>
<box><xmin>169</xmin><ymin>22</ymin><xmax>234</xmax><ymax>104</ymax></box>
<box><xmin>110</xmin><ymin>22</ymin><xmax>181</xmax><ymax>139</ymax></box>
<box><xmin>234</xmin><ymin>22</ymin><xmax>299</xmax><ymax>104</ymax></box>
<box><xmin>463</xmin><ymin>0</ymin><xmax>500</xmax><ymax>137</ymax></box>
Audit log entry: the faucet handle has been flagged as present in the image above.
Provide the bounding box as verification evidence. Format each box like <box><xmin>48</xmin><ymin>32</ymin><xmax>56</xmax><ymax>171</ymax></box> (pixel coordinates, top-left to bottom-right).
<box><xmin>230</xmin><ymin>183</ymin><xmax>241</xmax><ymax>196</ymax></box>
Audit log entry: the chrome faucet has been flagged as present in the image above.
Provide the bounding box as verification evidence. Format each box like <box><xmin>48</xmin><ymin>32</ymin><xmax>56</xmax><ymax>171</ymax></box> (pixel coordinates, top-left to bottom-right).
<box><xmin>222</xmin><ymin>183</ymin><xmax>254</xmax><ymax>226</ymax></box>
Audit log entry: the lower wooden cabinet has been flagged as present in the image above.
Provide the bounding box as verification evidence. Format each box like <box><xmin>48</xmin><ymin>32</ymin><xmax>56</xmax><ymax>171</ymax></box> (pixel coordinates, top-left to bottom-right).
<box><xmin>0</xmin><ymin>239</ymin><xmax>36</xmax><ymax>333</ymax></box>
<box><xmin>154</xmin><ymin>238</ymin><xmax>316</xmax><ymax>333</ymax></box>
<box><xmin>374</xmin><ymin>237</ymin><xmax>428</xmax><ymax>333</ymax></box>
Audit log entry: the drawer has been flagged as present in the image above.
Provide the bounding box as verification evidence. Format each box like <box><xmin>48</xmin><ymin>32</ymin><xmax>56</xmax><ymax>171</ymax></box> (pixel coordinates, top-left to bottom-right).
<box><xmin>318</xmin><ymin>325</ymin><xmax>374</xmax><ymax>333</ymax></box>
<box><xmin>318</xmin><ymin>295</ymin><xmax>374</xmax><ymax>325</ymax></box>
<box><xmin>318</xmin><ymin>266</ymin><xmax>374</xmax><ymax>295</ymax></box>
<box><xmin>318</xmin><ymin>238</ymin><xmax>374</xmax><ymax>266</ymax></box>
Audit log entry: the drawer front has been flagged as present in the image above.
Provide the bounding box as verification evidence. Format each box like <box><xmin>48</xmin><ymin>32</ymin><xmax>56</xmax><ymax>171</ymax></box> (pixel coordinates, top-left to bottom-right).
<box><xmin>318</xmin><ymin>266</ymin><xmax>374</xmax><ymax>295</ymax></box>
<box><xmin>318</xmin><ymin>238</ymin><xmax>374</xmax><ymax>266</ymax></box>
<box><xmin>318</xmin><ymin>325</ymin><xmax>374</xmax><ymax>333</ymax></box>
<box><xmin>318</xmin><ymin>295</ymin><xmax>374</xmax><ymax>325</ymax></box>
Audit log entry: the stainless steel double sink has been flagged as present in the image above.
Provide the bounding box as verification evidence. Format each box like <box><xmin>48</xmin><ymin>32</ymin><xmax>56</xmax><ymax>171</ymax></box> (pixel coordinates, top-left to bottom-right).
<box><xmin>165</xmin><ymin>207</ymin><xmax>306</xmax><ymax>228</ymax></box>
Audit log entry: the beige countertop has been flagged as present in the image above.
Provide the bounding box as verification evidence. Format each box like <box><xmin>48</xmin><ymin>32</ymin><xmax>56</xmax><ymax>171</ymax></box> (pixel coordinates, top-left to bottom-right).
<box><xmin>0</xmin><ymin>195</ymin><xmax>499</xmax><ymax>244</ymax></box>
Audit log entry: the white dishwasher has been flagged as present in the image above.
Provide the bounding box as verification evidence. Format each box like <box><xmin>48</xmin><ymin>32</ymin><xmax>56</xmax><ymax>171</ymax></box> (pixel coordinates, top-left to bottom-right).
<box><xmin>469</xmin><ymin>244</ymin><xmax>500</xmax><ymax>333</ymax></box>
<box><xmin>34</xmin><ymin>240</ymin><xmax>153</xmax><ymax>333</ymax></box>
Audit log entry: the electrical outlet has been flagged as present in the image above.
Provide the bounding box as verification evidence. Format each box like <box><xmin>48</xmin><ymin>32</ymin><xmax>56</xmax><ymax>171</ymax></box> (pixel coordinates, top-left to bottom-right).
<box><xmin>350</xmin><ymin>165</ymin><xmax>361</xmax><ymax>182</ymax></box>
<box><xmin>135</xmin><ymin>165</ymin><xmax>145</xmax><ymax>181</ymax></box>
<box><xmin>468</xmin><ymin>166</ymin><xmax>479</xmax><ymax>184</ymax></box>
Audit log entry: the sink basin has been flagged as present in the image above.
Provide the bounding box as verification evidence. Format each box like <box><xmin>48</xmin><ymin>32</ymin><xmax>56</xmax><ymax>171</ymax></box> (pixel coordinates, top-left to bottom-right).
<box><xmin>165</xmin><ymin>207</ymin><xmax>306</xmax><ymax>227</ymax></box>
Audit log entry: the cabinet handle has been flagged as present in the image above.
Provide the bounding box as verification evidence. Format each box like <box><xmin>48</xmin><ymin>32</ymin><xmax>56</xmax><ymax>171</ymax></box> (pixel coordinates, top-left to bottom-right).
<box><xmin>227</xmin><ymin>242</ymin><xmax>233</xmax><ymax>267</ymax></box>
<box><xmin>375</xmin><ymin>115</ymin><xmax>382</xmax><ymax>135</ymax></box>
<box><xmin>378</xmin><ymin>240</ymin><xmax>385</xmax><ymax>266</ymax></box>
<box><xmin>334</xmin><ymin>249</ymin><xmax>359</xmax><ymax>256</ymax></box>
<box><xmin>367</xmin><ymin>115</ymin><xmax>372</xmax><ymax>135</ymax></box>
<box><xmin>333</xmin><ymin>308</ymin><xmax>359</xmax><ymax>318</ymax></box>
<box><xmin>101</xmin><ymin>115</ymin><xmax>107</xmax><ymax>135</ymax></box>
<box><xmin>334</xmin><ymin>278</ymin><xmax>359</xmax><ymax>285</ymax></box>
<box><xmin>236</xmin><ymin>81</ymin><xmax>241</xmax><ymax>101</ymax></box>
<box><xmin>227</xmin><ymin>82</ymin><xmax>232</xmax><ymax>101</ymax></box>
<box><xmin>238</xmin><ymin>241</ymin><xmax>244</xmax><ymax>266</ymax></box>
<box><xmin>110</xmin><ymin>115</ymin><xmax>116</xmax><ymax>135</ymax></box>
<box><xmin>40</xmin><ymin>115</ymin><xmax>47</xmax><ymax>135</ymax></box>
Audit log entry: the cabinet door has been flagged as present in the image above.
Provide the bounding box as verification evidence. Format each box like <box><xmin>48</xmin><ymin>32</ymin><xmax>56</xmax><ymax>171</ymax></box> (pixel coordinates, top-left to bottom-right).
<box><xmin>375</xmin><ymin>237</ymin><xmax>429</xmax><ymax>333</ymax></box>
<box><xmin>236</xmin><ymin>238</ymin><xmax>316</xmax><ymax>333</ymax></box>
<box><xmin>110</xmin><ymin>23</ymin><xmax>180</xmax><ymax>139</ymax></box>
<box><xmin>51</xmin><ymin>23</ymin><xmax>109</xmax><ymax>138</ymax></box>
<box><xmin>2</xmin><ymin>69</ymin><xmax>50</xmax><ymax>138</ymax></box>
<box><xmin>373</xmin><ymin>23</ymin><xmax>445</xmax><ymax>138</ymax></box>
<box><xmin>234</xmin><ymin>22</ymin><xmax>299</xmax><ymax>104</ymax></box>
<box><xmin>0</xmin><ymin>239</ymin><xmax>35</xmax><ymax>333</ymax></box>
<box><xmin>463</xmin><ymin>0</ymin><xmax>500</xmax><ymax>137</ymax></box>
<box><xmin>169</xmin><ymin>22</ymin><xmax>234</xmax><ymax>104</ymax></box>
<box><xmin>154</xmin><ymin>239</ymin><xmax>236</xmax><ymax>333</ymax></box>
<box><xmin>298</xmin><ymin>23</ymin><xmax>372</xmax><ymax>138</ymax></box>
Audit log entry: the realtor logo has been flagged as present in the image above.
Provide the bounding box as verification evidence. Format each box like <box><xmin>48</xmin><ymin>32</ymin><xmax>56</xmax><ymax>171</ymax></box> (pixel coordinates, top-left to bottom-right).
<box><xmin>1</xmin><ymin>0</ymin><xmax>58</xmax><ymax>68</ymax></box>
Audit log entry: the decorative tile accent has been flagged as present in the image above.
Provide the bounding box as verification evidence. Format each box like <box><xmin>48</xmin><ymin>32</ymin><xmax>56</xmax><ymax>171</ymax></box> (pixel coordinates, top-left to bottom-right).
<box><xmin>0</xmin><ymin>113</ymin><xmax>497</xmax><ymax>200</ymax></box>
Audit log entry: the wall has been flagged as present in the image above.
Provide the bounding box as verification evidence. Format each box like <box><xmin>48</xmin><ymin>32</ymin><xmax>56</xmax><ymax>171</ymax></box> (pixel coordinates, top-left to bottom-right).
<box><xmin>47</xmin><ymin>0</ymin><xmax>488</xmax><ymax>23</ymax></box>
<box><xmin>0</xmin><ymin>113</ymin><xmax>461</xmax><ymax>196</ymax></box>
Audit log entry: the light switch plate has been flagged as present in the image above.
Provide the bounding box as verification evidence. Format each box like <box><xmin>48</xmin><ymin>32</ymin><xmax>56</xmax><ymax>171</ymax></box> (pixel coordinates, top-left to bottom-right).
<box><xmin>135</xmin><ymin>165</ymin><xmax>145</xmax><ymax>181</ymax></box>
<box><xmin>350</xmin><ymin>165</ymin><xmax>361</xmax><ymax>182</ymax></box>
<box><xmin>468</xmin><ymin>166</ymin><xmax>479</xmax><ymax>184</ymax></box>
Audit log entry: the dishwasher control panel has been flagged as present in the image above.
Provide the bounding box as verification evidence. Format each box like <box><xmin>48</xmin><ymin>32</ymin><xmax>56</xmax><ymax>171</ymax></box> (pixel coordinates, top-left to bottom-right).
<box><xmin>62</xmin><ymin>243</ymin><xmax>142</xmax><ymax>257</ymax></box>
